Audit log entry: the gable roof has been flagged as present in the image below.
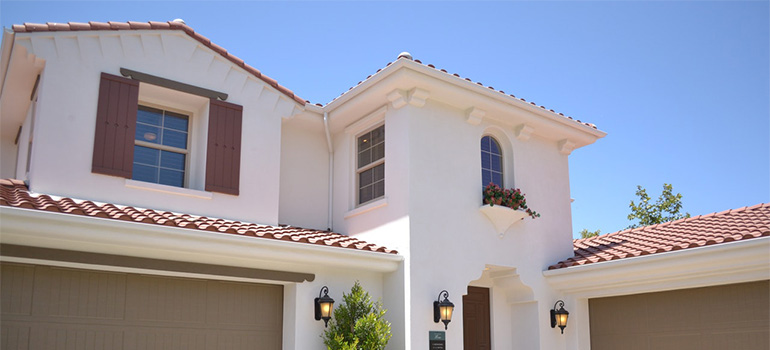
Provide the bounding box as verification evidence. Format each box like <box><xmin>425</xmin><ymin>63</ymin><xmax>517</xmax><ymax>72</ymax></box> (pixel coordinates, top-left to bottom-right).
<box><xmin>11</xmin><ymin>21</ymin><xmax>307</xmax><ymax>106</ymax></box>
<box><xmin>549</xmin><ymin>203</ymin><xmax>770</xmax><ymax>270</ymax></box>
<box><xmin>322</xmin><ymin>55</ymin><xmax>601</xmax><ymax>131</ymax></box>
<box><xmin>0</xmin><ymin>179</ymin><xmax>397</xmax><ymax>255</ymax></box>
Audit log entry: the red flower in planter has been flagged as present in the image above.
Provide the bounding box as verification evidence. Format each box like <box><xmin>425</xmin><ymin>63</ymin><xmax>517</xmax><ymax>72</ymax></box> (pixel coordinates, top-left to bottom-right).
<box><xmin>483</xmin><ymin>183</ymin><xmax>540</xmax><ymax>219</ymax></box>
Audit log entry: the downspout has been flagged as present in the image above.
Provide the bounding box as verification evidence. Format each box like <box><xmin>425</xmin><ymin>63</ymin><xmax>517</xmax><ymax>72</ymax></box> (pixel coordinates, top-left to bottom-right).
<box><xmin>323</xmin><ymin>111</ymin><xmax>333</xmax><ymax>231</ymax></box>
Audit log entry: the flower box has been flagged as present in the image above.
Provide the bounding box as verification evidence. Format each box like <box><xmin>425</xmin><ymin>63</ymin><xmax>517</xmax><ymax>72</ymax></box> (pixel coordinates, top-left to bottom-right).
<box><xmin>481</xmin><ymin>183</ymin><xmax>540</xmax><ymax>237</ymax></box>
<box><xmin>479</xmin><ymin>204</ymin><xmax>528</xmax><ymax>237</ymax></box>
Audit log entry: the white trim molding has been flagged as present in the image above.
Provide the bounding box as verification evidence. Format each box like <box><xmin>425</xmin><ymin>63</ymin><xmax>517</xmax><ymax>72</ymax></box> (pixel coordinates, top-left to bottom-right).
<box><xmin>558</xmin><ymin>139</ymin><xmax>576</xmax><ymax>155</ymax></box>
<box><xmin>543</xmin><ymin>237</ymin><xmax>770</xmax><ymax>298</ymax></box>
<box><xmin>386</xmin><ymin>89</ymin><xmax>407</xmax><ymax>109</ymax></box>
<box><xmin>408</xmin><ymin>88</ymin><xmax>429</xmax><ymax>107</ymax></box>
<box><xmin>515</xmin><ymin>124</ymin><xmax>534</xmax><ymax>141</ymax></box>
<box><xmin>466</xmin><ymin>107</ymin><xmax>485</xmax><ymax>125</ymax></box>
<box><xmin>0</xmin><ymin>206</ymin><xmax>403</xmax><ymax>274</ymax></box>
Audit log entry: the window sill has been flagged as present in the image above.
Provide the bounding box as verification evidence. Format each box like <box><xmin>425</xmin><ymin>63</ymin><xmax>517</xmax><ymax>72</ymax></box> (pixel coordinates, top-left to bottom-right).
<box><xmin>125</xmin><ymin>179</ymin><xmax>213</xmax><ymax>200</ymax></box>
<box><xmin>479</xmin><ymin>204</ymin><xmax>528</xmax><ymax>238</ymax></box>
<box><xmin>344</xmin><ymin>197</ymin><xmax>388</xmax><ymax>219</ymax></box>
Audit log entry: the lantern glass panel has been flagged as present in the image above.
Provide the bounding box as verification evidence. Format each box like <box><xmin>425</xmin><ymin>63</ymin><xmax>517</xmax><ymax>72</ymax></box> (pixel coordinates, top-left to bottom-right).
<box><xmin>557</xmin><ymin>313</ymin><xmax>568</xmax><ymax>327</ymax></box>
<box><xmin>321</xmin><ymin>301</ymin><xmax>334</xmax><ymax>318</ymax></box>
<box><xmin>440</xmin><ymin>304</ymin><xmax>454</xmax><ymax>321</ymax></box>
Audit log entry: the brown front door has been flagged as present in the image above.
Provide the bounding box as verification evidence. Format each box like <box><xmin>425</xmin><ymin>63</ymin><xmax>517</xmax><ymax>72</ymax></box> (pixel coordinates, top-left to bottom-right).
<box><xmin>463</xmin><ymin>286</ymin><xmax>491</xmax><ymax>350</ymax></box>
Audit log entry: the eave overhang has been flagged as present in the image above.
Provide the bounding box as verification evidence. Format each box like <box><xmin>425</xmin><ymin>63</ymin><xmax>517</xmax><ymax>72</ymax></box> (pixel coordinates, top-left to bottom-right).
<box><xmin>0</xmin><ymin>206</ymin><xmax>403</xmax><ymax>277</ymax></box>
<box><xmin>319</xmin><ymin>58</ymin><xmax>606</xmax><ymax>150</ymax></box>
<box><xmin>543</xmin><ymin>236</ymin><xmax>770</xmax><ymax>298</ymax></box>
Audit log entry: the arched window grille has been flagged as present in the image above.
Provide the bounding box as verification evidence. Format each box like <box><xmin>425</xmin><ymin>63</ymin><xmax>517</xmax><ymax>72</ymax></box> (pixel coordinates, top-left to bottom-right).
<box><xmin>481</xmin><ymin>136</ymin><xmax>503</xmax><ymax>188</ymax></box>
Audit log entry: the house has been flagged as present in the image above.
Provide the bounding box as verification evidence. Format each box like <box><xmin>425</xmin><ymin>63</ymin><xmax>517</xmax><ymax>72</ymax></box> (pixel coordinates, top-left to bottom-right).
<box><xmin>0</xmin><ymin>20</ymin><xmax>767</xmax><ymax>350</ymax></box>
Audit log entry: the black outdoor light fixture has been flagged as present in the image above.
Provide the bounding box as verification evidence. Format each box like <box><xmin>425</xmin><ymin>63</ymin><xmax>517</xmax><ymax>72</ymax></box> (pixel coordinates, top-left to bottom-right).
<box><xmin>433</xmin><ymin>290</ymin><xmax>455</xmax><ymax>330</ymax></box>
<box><xmin>550</xmin><ymin>300</ymin><xmax>569</xmax><ymax>334</ymax></box>
<box><xmin>314</xmin><ymin>286</ymin><xmax>335</xmax><ymax>327</ymax></box>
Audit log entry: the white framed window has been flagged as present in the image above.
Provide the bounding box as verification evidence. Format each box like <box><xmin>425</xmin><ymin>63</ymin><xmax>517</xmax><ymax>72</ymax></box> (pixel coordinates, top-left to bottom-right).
<box><xmin>481</xmin><ymin>135</ymin><xmax>503</xmax><ymax>188</ymax></box>
<box><xmin>357</xmin><ymin>124</ymin><xmax>385</xmax><ymax>205</ymax></box>
<box><xmin>132</xmin><ymin>105</ymin><xmax>190</xmax><ymax>188</ymax></box>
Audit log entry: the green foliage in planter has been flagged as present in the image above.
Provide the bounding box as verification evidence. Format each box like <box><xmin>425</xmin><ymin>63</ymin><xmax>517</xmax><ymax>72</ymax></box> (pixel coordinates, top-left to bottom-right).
<box><xmin>322</xmin><ymin>281</ymin><xmax>391</xmax><ymax>350</ymax></box>
<box><xmin>483</xmin><ymin>183</ymin><xmax>541</xmax><ymax>218</ymax></box>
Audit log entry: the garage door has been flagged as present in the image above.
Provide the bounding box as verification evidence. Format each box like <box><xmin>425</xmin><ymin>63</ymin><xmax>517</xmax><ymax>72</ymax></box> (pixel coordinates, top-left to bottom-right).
<box><xmin>1</xmin><ymin>263</ymin><xmax>282</xmax><ymax>350</ymax></box>
<box><xmin>589</xmin><ymin>280</ymin><xmax>769</xmax><ymax>350</ymax></box>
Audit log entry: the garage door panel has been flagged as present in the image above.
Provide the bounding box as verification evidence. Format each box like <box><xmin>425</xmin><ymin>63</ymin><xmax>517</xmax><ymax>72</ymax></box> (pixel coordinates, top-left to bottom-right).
<box><xmin>124</xmin><ymin>274</ymin><xmax>207</xmax><ymax>324</ymax></box>
<box><xmin>704</xmin><ymin>329</ymin><xmax>770</xmax><ymax>350</ymax></box>
<box><xmin>206</xmin><ymin>281</ymin><xmax>283</xmax><ymax>328</ymax></box>
<box><xmin>1</xmin><ymin>263</ymin><xmax>283</xmax><ymax>350</ymax></box>
<box><xmin>1</xmin><ymin>264</ymin><xmax>35</xmax><ymax>316</ymax></box>
<box><xmin>647</xmin><ymin>332</ymin><xmax>702</xmax><ymax>350</ymax></box>
<box><xmin>123</xmin><ymin>329</ymin><xmax>207</xmax><ymax>350</ymax></box>
<box><xmin>591</xmin><ymin>334</ymin><xmax>648</xmax><ymax>350</ymax></box>
<box><xmin>31</xmin><ymin>267</ymin><xmax>127</xmax><ymax>320</ymax></box>
<box><xmin>590</xmin><ymin>281</ymin><xmax>770</xmax><ymax>350</ymax></box>
<box><xmin>29</xmin><ymin>326</ymin><xmax>124</xmax><ymax>350</ymax></box>
<box><xmin>1</xmin><ymin>324</ymin><xmax>31</xmax><ymax>350</ymax></box>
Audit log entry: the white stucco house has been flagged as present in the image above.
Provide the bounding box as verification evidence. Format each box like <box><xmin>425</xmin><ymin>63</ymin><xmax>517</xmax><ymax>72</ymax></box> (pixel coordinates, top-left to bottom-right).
<box><xmin>0</xmin><ymin>21</ymin><xmax>767</xmax><ymax>350</ymax></box>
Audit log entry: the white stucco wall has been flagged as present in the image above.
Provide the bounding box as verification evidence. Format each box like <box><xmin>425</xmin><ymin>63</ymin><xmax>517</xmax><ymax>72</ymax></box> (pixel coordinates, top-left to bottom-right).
<box><xmin>279</xmin><ymin>114</ymin><xmax>330</xmax><ymax>230</ymax></box>
<box><xmin>290</xmin><ymin>267</ymin><xmax>386</xmax><ymax>350</ymax></box>
<box><xmin>321</xmin><ymin>71</ymin><xmax>594</xmax><ymax>349</ymax></box>
<box><xmin>399</xmin><ymin>98</ymin><xmax>574</xmax><ymax>350</ymax></box>
<box><xmin>11</xmin><ymin>30</ymin><xmax>301</xmax><ymax>225</ymax></box>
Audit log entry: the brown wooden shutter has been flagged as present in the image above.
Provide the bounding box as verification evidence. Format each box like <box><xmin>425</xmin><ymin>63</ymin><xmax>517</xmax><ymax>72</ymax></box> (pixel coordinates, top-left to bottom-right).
<box><xmin>91</xmin><ymin>73</ymin><xmax>139</xmax><ymax>178</ymax></box>
<box><xmin>205</xmin><ymin>99</ymin><xmax>242</xmax><ymax>195</ymax></box>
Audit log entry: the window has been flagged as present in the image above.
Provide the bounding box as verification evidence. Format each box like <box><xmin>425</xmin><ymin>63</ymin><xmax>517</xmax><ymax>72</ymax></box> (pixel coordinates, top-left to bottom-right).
<box><xmin>481</xmin><ymin>135</ymin><xmax>503</xmax><ymax>188</ymax></box>
<box><xmin>132</xmin><ymin>106</ymin><xmax>189</xmax><ymax>187</ymax></box>
<box><xmin>92</xmin><ymin>72</ymin><xmax>243</xmax><ymax>195</ymax></box>
<box><xmin>357</xmin><ymin>124</ymin><xmax>384</xmax><ymax>205</ymax></box>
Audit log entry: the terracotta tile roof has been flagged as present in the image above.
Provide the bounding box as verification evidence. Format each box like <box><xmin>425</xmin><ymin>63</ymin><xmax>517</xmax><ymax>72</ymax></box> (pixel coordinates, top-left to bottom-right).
<box><xmin>11</xmin><ymin>21</ymin><xmax>307</xmax><ymax>106</ymax></box>
<box><xmin>549</xmin><ymin>203</ymin><xmax>770</xmax><ymax>270</ymax></box>
<box><xmin>0</xmin><ymin>179</ymin><xmax>396</xmax><ymax>255</ymax></box>
<box><xmin>328</xmin><ymin>56</ymin><xmax>599</xmax><ymax>130</ymax></box>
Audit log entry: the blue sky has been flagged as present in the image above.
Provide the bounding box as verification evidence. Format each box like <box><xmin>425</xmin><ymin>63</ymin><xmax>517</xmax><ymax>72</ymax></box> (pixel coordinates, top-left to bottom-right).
<box><xmin>2</xmin><ymin>1</ymin><xmax>768</xmax><ymax>238</ymax></box>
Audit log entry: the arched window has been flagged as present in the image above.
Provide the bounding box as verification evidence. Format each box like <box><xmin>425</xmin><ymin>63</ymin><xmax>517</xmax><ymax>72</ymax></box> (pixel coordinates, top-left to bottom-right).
<box><xmin>481</xmin><ymin>136</ymin><xmax>503</xmax><ymax>188</ymax></box>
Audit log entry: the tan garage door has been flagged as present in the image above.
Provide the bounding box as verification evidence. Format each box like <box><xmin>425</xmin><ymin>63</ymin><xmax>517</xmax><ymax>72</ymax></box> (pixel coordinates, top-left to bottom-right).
<box><xmin>589</xmin><ymin>280</ymin><xmax>769</xmax><ymax>350</ymax></box>
<box><xmin>1</xmin><ymin>263</ymin><xmax>282</xmax><ymax>350</ymax></box>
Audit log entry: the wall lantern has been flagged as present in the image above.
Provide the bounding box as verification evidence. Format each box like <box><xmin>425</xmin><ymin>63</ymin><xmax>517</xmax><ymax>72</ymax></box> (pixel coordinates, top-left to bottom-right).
<box><xmin>433</xmin><ymin>290</ymin><xmax>455</xmax><ymax>330</ymax></box>
<box><xmin>314</xmin><ymin>286</ymin><xmax>335</xmax><ymax>327</ymax></box>
<box><xmin>550</xmin><ymin>300</ymin><xmax>569</xmax><ymax>334</ymax></box>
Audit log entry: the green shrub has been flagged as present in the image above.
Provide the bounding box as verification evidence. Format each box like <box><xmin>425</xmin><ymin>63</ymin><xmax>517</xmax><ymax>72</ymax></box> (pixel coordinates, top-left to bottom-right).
<box><xmin>322</xmin><ymin>281</ymin><xmax>391</xmax><ymax>350</ymax></box>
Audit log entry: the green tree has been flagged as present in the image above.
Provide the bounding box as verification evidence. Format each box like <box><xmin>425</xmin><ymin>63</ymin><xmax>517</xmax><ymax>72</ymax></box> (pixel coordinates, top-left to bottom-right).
<box><xmin>579</xmin><ymin>228</ymin><xmax>601</xmax><ymax>239</ymax></box>
<box><xmin>322</xmin><ymin>281</ymin><xmax>391</xmax><ymax>350</ymax></box>
<box><xmin>627</xmin><ymin>183</ymin><xmax>690</xmax><ymax>228</ymax></box>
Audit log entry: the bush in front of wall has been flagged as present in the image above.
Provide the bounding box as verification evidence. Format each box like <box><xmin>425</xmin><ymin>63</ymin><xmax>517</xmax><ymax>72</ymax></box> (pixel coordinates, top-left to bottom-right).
<box><xmin>322</xmin><ymin>281</ymin><xmax>391</xmax><ymax>350</ymax></box>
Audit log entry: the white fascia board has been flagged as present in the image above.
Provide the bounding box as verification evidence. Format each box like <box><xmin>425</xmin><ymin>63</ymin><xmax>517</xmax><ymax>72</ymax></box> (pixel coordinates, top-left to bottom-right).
<box><xmin>543</xmin><ymin>237</ymin><xmax>770</xmax><ymax>298</ymax></box>
<box><xmin>323</xmin><ymin>59</ymin><xmax>408</xmax><ymax>112</ymax></box>
<box><xmin>0</xmin><ymin>206</ymin><xmax>403</xmax><ymax>273</ymax></box>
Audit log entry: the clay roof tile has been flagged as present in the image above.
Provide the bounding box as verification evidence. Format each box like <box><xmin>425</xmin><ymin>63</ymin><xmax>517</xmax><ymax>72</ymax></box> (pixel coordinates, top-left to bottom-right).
<box><xmin>11</xmin><ymin>21</ymin><xmax>306</xmax><ymax>107</ymax></box>
<box><xmin>0</xmin><ymin>179</ymin><xmax>396</xmax><ymax>255</ymax></box>
<box><xmin>552</xmin><ymin>203</ymin><xmax>770</xmax><ymax>269</ymax></box>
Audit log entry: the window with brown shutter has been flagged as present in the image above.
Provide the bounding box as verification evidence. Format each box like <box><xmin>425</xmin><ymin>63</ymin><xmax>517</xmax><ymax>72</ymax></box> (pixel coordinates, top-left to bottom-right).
<box><xmin>92</xmin><ymin>73</ymin><xmax>139</xmax><ymax>178</ymax></box>
<box><xmin>205</xmin><ymin>99</ymin><xmax>242</xmax><ymax>195</ymax></box>
<box><xmin>92</xmin><ymin>71</ymin><xmax>243</xmax><ymax>196</ymax></box>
